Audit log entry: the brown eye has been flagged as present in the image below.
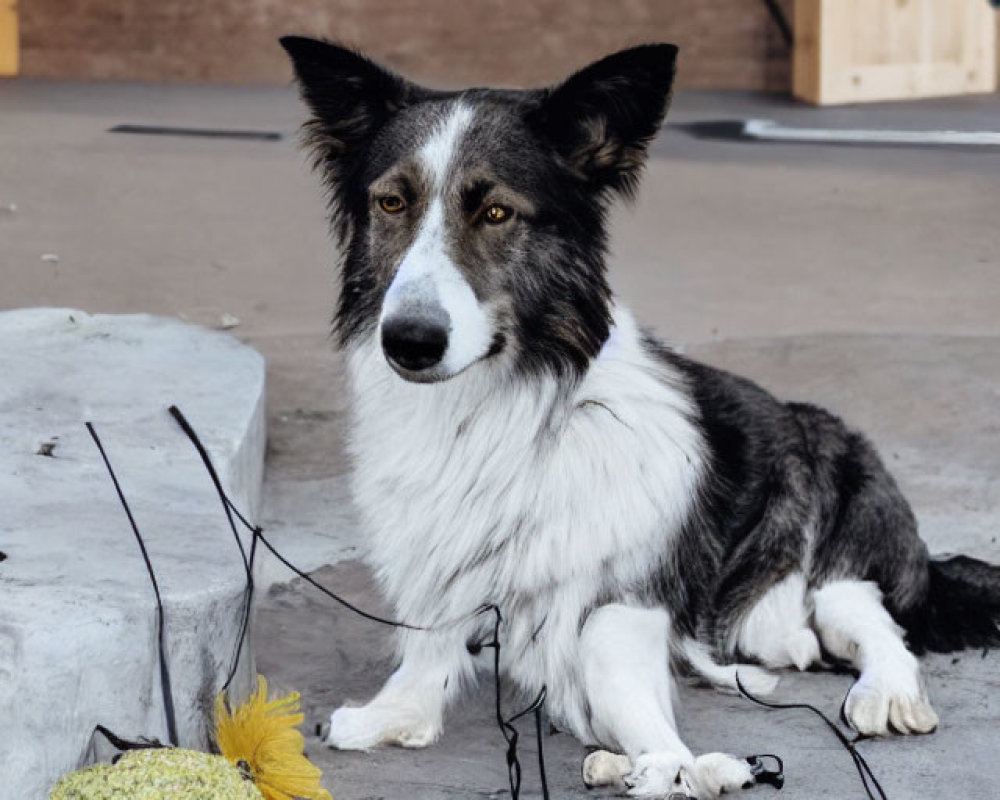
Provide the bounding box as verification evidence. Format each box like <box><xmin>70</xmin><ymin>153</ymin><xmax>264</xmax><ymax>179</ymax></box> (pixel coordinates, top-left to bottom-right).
<box><xmin>483</xmin><ymin>204</ymin><xmax>510</xmax><ymax>225</ymax></box>
<box><xmin>378</xmin><ymin>195</ymin><xmax>405</xmax><ymax>214</ymax></box>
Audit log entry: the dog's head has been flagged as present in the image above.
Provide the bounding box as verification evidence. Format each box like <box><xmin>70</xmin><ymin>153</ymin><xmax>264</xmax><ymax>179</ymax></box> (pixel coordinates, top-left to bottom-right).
<box><xmin>282</xmin><ymin>37</ymin><xmax>677</xmax><ymax>382</ymax></box>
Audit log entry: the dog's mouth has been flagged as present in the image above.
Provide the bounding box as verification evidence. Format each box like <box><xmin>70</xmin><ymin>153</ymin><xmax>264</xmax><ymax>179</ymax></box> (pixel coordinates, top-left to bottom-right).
<box><xmin>382</xmin><ymin>330</ymin><xmax>507</xmax><ymax>384</ymax></box>
<box><xmin>384</xmin><ymin>358</ymin><xmax>453</xmax><ymax>384</ymax></box>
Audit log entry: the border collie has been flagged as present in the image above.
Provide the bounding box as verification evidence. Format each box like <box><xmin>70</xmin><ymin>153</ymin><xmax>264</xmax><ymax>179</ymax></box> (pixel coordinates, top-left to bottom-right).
<box><xmin>281</xmin><ymin>37</ymin><xmax>1000</xmax><ymax>798</ymax></box>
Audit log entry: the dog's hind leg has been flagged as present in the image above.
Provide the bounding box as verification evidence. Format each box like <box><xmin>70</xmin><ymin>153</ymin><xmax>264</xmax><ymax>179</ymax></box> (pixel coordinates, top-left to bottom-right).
<box><xmin>813</xmin><ymin>580</ymin><xmax>938</xmax><ymax>736</ymax></box>
<box><xmin>579</xmin><ymin>604</ymin><xmax>759</xmax><ymax>798</ymax></box>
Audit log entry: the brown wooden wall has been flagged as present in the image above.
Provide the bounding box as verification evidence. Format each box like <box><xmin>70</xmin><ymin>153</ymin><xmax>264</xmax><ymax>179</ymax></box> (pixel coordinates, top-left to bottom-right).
<box><xmin>18</xmin><ymin>0</ymin><xmax>794</xmax><ymax>90</ymax></box>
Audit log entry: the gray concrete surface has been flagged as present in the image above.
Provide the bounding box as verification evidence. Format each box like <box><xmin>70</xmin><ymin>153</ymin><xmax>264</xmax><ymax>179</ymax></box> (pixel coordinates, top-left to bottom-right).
<box><xmin>0</xmin><ymin>308</ymin><xmax>265</xmax><ymax>798</ymax></box>
<box><xmin>2</xmin><ymin>78</ymin><xmax>999</xmax><ymax>798</ymax></box>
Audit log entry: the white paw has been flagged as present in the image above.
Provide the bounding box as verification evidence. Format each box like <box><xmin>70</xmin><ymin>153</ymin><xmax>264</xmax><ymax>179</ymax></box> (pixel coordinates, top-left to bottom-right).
<box><xmin>625</xmin><ymin>752</ymin><xmax>695</xmax><ymax>797</ymax></box>
<box><xmin>394</xmin><ymin>722</ymin><xmax>440</xmax><ymax>748</ymax></box>
<box><xmin>325</xmin><ymin>704</ymin><xmax>440</xmax><ymax>750</ymax></box>
<box><xmin>692</xmin><ymin>753</ymin><xmax>755</xmax><ymax>797</ymax></box>
<box><xmin>844</xmin><ymin>675</ymin><xmax>938</xmax><ymax>736</ymax></box>
<box><xmin>583</xmin><ymin>750</ymin><xmax>632</xmax><ymax>788</ymax></box>
<box><xmin>326</xmin><ymin>705</ymin><xmax>384</xmax><ymax>750</ymax></box>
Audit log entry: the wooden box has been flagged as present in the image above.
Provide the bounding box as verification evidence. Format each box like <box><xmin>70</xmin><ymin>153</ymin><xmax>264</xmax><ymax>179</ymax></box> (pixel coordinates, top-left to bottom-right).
<box><xmin>794</xmin><ymin>0</ymin><xmax>998</xmax><ymax>104</ymax></box>
<box><xmin>0</xmin><ymin>0</ymin><xmax>17</xmax><ymax>76</ymax></box>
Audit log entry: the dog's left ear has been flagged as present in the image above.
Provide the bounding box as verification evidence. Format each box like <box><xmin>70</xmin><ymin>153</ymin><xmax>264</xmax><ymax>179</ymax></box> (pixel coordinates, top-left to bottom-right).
<box><xmin>532</xmin><ymin>44</ymin><xmax>678</xmax><ymax>198</ymax></box>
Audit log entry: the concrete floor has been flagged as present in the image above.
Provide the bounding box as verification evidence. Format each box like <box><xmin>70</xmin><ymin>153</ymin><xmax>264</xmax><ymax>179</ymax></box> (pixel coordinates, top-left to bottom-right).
<box><xmin>2</xmin><ymin>78</ymin><xmax>999</xmax><ymax>798</ymax></box>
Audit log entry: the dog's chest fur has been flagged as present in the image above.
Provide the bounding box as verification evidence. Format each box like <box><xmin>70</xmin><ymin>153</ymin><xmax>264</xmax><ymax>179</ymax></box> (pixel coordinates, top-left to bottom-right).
<box><xmin>346</xmin><ymin>308</ymin><xmax>705</xmax><ymax>695</ymax></box>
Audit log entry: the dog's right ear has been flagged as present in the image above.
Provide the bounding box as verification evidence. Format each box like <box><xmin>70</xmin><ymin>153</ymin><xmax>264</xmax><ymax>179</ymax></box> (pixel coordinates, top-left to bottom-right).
<box><xmin>280</xmin><ymin>36</ymin><xmax>415</xmax><ymax>159</ymax></box>
<box><xmin>531</xmin><ymin>44</ymin><xmax>678</xmax><ymax>200</ymax></box>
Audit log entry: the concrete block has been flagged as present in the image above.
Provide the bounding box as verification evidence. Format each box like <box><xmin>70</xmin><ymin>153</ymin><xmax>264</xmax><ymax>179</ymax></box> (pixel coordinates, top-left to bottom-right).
<box><xmin>0</xmin><ymin>308</ymin><xmax>266</xmax><ymax>799</ymax></box>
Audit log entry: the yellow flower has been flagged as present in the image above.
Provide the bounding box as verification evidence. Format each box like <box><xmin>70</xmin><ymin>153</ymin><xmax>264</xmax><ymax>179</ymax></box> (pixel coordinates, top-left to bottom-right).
<box><xmin>215</xmin><ymin>675</ymin><xmax>333</xmax><ymax>800</ymax></box>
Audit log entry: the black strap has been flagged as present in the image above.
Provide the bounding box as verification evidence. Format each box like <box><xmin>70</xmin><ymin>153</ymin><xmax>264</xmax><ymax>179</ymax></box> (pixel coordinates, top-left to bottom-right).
<box><xmin>737</xmin><ymin>673</ymin><xmax>887</xmax><ymax>800</ymax></box>
<box><xmin>86</xmin><ymin>423</ymin><xmax>179</xmax><ymax>747</ymax></box>
<box><xmin>92</xmin><ymin>725</ymin><xmax>166</xmax><ymax>753</ymax></box>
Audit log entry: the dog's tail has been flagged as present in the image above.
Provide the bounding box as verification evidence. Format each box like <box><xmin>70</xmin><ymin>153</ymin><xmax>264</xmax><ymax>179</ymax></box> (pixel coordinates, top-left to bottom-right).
<box><xmin>675</xmin><ymin>638</ymin><xmax>780</xmax><ymax>696</ymax></box>
<box><xmin>902</xmin><ymin>554</ymin><xmax>1000</xmax><ymax>654</ymax></box>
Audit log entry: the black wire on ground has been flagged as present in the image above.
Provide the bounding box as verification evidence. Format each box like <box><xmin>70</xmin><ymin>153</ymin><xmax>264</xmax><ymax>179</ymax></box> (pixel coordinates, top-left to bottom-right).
<box><xmin>254</xmin><ymin>529</ymin><xmax>423</xmax><ymax>631</ymax></box>
<box><xmin>477</xmin><ymin>606</ymin><xmax>551</xmax><ymax>800</ymax></box>
<box><xmin>86</xmin><ymin>422</ymin><xmax>179</xmax><ymax>747</ymax></box>
<box><xmin>167</xmin><ymin>405</ymin><xmax>552</xmax><ymax>800</ymax></box>
<box><xmin>736</xmin><ymin>673</ymin><xmax>887</xmax><ymax>800</ymax></box>
<box><xmin>88</xmin><ymin>407</ymin><xmax>889</xmax><ymax>800</ymax></box>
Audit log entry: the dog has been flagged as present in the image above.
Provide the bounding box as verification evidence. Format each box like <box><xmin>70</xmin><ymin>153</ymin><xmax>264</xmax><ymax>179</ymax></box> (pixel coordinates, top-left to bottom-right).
<box><xmin>280</xmin><ymin>37</ymin><xmax>1000</xmax><ymax>798</ymax></box>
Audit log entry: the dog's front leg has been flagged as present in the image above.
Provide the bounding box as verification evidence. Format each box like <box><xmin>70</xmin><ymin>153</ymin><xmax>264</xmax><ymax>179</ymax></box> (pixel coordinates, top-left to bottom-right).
<box><xmin>325</xmin><ymin>631</ymin><xmax>467</xmax><ymax>750</ymax></box>
<box><xmin>579</xmin><ymin>605</ymin><xmax>758</xmax><ymax>799</ymax></box>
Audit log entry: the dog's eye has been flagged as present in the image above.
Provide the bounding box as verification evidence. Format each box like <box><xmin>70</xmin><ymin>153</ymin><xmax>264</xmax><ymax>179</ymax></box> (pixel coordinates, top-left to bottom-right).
<box><xmin>483</xmin><ymin>204</ymin><xmax>511</xmax><ymax>225</ymax></box>
<box><xmin>378</xmin><ymin>195</ymin><xmax>406</xmax><ymax>214</ymax></box>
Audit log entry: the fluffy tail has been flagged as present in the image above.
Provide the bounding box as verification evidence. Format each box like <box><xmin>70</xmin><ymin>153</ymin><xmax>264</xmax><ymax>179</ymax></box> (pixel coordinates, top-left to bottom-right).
<box><xmin>903</xmin><ymin>555</ymin><xmax>1000</xmax><ymax>654</ymax></box>
<box><xmin>675</xmin><ymin>638</ymin><xmax>780</xmax><ymax>697</ymax></box>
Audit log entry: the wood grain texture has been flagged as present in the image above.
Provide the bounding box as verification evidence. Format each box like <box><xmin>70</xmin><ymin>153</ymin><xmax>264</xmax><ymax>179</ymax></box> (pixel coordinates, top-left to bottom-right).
<box><xmin>17</xmin><ymin>0</ymin><xmax>794</xmax><ymax>90</ymax></box>
<box><xmin>794</xmin><ymin>0</ymin><xmax>998</xmax><ymax>105</ymax></box>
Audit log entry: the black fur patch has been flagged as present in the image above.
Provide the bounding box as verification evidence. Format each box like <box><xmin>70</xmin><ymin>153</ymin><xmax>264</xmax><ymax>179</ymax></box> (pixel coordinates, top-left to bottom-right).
<box><xmin>649</xmin><ymin>340</ymin><xmax>999</xmax><ymax>655</ymax></box>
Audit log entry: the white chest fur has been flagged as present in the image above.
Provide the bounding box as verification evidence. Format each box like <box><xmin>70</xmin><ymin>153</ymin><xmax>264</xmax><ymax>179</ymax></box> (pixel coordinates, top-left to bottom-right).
<box><xmin>345</xmin><ymin>307</ymin><xmax>705</xmax><ymax>716</ymax></box>
<box><xmin>349</xmin><ymin>310</ymin><xmax>702</xmax><ymax>622</ymax></box>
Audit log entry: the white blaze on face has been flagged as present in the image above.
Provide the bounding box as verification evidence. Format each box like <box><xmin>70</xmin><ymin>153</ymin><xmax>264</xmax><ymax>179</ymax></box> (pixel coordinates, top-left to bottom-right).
<box><xmin>380</xmin><ymin>103</ymin><xmax>494</xmax><ymax>380</ymax></box>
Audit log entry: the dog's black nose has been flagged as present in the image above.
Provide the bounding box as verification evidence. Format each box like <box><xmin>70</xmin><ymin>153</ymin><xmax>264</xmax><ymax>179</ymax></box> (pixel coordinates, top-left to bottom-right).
<box><xmin>382</xmin><ymin>317</ymin><xmax>449</xmax><ymax>372</ymax></box>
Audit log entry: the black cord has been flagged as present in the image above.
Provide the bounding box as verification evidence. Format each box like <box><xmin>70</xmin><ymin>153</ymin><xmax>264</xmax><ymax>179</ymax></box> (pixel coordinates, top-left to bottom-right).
<box><xmin>760</xmin><ymin>0</ymin><xmax>794</xmax><ymax>49</ymax></box>
<box><xmin>86</xmin><ymin>422</ymin><xmax>179</xmax><ymax>747</ymax></box>
<box><xmin>736</xmin><ymin>673</ymin><xmax>887</xmax><ymax>800</ymax></box>
<box><xmin>534</xmin><ymin>697</ymin><xmax>550</xmax><ymax>800</ymax></box>
<box><xmin>92</xmin><ymin>405</ymin><xmax>896</xmax><ymax>800</ymax></box>
<box><xmin>93</xmin><ymin>405</ymin><xmax>553</xmax><ymax>797</ymax></box>
<box><xmin>171</xmin><ymin>406</ymin><xmax>552</xmax><ymax>799</ymax></box>
<box><xmin>167</xmin><ymin>406</ymin><xmax>251</xmax><ymax>574</ymax></box>
<box><xmin>93</xmin><ymin>725</ymin><xmax>165</xmax><ymax>753</ymax></box>
<box><xmin>170</xmin><ymin>404</ymin><xmax>424</xmax><ymax>637</ymax></box>
<box><xmin>479</xmin><ymin>606</ymin><xmax>552</xmax><ymax>800</ymax></box>
<box><xmin>255</xmin><ymin>529</ymin><xmax>425</xmax><ymax>631</ymax></box>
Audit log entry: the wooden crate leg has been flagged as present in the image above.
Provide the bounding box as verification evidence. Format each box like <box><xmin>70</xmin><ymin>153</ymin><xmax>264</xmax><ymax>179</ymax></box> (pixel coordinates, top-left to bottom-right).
<box><xmin>0</xmin><ymin>0</ymin><xmax>18</xmax><ymax>77</ymax></box>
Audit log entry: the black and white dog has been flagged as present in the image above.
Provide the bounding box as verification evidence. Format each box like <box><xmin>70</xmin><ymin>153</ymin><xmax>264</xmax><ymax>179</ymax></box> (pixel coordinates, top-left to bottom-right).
<box><xmin>281</xmin><ymin>38</ymin><xmax>1000</xmax><ymax>798</ymax></box>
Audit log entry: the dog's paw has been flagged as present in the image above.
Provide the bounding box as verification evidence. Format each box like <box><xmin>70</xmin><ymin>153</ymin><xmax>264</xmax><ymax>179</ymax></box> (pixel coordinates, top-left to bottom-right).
<box><xmin>583</xmin><ymin>750</ymin><xmax>632</xmax><ymax>788</ymax></box>
<box><xmin>326</xmin><ymin>705</ymin><xmax>384</xmax><ymax>750</ymax></box>
<box><xmin>393</xmin><ymin>721</ymin><xmax>441</xmax><ymax>748</ymax></box>
<box><xmin>624</xmin><ymin>752</ymin><xmax>696</xmax><ymax>798</ymax></box>
<box><xmin>691</xmin><ymin>753</ymin><xmax>756</xmax><ymax>797</ymax></box>
<box><xmin>325</xmin><ymin>704</ymin><xmax>441</xmax><ymax>750</ymax></box>
<box><xmin>844</xmin><ymin>678</ymin><xmax>938</xmax><ymax>736</ymax></box>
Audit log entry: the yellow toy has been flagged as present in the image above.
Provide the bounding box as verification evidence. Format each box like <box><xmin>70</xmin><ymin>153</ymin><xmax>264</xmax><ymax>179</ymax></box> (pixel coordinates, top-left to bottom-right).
<box><xmin>51</xmin><ymin>676</ymin><xmax>331</xmax><ymax>800</ymax></box>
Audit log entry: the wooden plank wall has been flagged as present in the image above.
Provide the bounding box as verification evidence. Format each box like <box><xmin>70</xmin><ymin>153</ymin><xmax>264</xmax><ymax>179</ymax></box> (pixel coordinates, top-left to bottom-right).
<box><xmin>794</xmin><ymin>0</ymin><xmax>997</xmax><ymax>104</ymax></box>
<box><xmin>16</xmin><ymin>0</ymin><xmax>794</xmax><ymax>90</ymax></box>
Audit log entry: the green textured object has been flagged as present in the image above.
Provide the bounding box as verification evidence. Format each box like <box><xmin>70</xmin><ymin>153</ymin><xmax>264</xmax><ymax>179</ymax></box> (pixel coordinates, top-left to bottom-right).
<box><xmin>50</xmin><ymin>748</ymin><xmax>265</xmax><ymax>800</ymax></box>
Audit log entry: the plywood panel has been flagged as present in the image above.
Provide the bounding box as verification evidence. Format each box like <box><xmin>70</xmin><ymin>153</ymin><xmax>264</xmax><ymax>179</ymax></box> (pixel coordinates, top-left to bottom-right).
<box><xmin>794</xmin><ymin>0</ymin><xmax>997</xmax><ymax>104</ymax></box>
<box><xmin>0</xmin><ymin>0</ymin><xmax>17</xmax><ymax>76</ymax></box>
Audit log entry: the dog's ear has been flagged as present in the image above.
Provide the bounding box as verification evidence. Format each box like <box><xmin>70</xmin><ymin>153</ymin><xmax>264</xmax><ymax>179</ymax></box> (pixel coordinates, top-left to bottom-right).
<box><xmin>280</xmin><ymin>36</ymin><xmax>418</xmax><ymax>161</ymax></box>
<box><xmin>532</xmin><ymin>44</ymin><xmax>678</xmax><ymax>198</ymax></box>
